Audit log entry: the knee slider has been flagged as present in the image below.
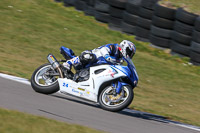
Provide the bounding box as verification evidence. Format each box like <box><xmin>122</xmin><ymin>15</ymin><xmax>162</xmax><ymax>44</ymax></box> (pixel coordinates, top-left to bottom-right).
<box><xmin>80</xmin><ymin>51</ymin><xmax>96</xmax><ymax>65</ymax></box>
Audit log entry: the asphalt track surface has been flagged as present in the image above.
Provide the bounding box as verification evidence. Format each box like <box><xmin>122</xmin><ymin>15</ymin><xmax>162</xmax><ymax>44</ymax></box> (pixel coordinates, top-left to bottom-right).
<box><xmin>0</xmin><ymin>76</ymin><xmax>199</xmax><ymax>133</ymax></box>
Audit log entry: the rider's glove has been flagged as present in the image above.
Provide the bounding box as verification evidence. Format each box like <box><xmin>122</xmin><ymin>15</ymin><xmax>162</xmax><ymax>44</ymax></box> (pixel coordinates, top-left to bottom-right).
<box><xmin>116</xmin><ymin>59</ymin><xmax>124</xmax><ymax>65</ymax></box>
<box><xmin>104</xmin><ymin>55</ymin><xmax>117</xmax><ymax>64</ymax></box>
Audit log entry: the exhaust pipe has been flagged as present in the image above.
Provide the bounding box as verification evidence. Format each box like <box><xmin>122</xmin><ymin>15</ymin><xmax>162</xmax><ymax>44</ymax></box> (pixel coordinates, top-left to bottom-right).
<box><xmin>47</xmin><ymin>54</ymin><xmax>64</xmax><ymax>78</ymax></box>
<box><xmin>47</xmin><ymin>54</ymin><xmax>60</xmax><ymax>69</ymax></box>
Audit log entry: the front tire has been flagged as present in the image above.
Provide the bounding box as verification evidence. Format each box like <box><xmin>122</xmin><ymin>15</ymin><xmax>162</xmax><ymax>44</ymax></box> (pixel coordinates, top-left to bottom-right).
<box><xmin>99</xmin><ymin>85</ymin><xmax>134</xmax><ymax>112</ymax></box>
<box><xmin>31</xmin><ymin>63</ymin><xmax>61</xmax><ymax>94</ymax></box>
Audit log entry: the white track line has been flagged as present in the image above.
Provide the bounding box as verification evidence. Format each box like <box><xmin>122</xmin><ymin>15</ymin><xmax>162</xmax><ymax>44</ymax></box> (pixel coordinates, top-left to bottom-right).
<box><xmin>0</xmin><ymin>73</ymin><xmax>200</xmax><ymax>132</ymax></box>
<box><xmin>0</xmin><ymin>73</ymin><xmax>30</xmax><ymax>85</ymax></box>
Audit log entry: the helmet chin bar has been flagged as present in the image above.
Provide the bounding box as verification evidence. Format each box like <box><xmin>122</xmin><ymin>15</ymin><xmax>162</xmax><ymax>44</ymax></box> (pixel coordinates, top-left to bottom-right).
<box><xmin>118</xmin><ymin>46</ymin><xmax>126</xmax><ymax>58</ymax></box>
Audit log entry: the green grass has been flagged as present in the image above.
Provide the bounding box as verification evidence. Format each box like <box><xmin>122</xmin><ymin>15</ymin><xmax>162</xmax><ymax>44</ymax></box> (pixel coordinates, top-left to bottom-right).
<box><xmin>0</xmin><ymin>0</ymin><xmax>200</xmax><ymax>128</ymax></box>
<box><xmin>0</xmin><ymin>108</ymin><xmax>104</xmax><ymax>133</ymax></box>
<box><xmin>161</xmin><ymin>0</ymin><xmax>200</xmax><ymax>14</ymax></box>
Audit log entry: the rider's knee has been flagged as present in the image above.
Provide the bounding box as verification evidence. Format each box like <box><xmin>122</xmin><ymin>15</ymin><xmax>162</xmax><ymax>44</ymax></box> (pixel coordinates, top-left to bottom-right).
<box><xmin>79</xmin><ymin>51</ymin><xmax>96</xmax><ymax>65</ymax></box>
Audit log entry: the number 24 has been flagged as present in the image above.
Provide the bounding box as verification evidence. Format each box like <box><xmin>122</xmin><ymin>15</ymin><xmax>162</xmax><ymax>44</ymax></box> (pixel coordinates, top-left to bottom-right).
<box><xmin>63</xmin><ymin>83</ymin><xmax>68</xmax><ymax>87</ymax></box>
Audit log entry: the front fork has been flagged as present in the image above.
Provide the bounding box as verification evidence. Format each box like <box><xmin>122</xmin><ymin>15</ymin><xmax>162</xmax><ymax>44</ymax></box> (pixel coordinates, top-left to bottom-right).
<box><xmin>112</xmin><ymin>81</ymin><xmax>130</xmax><ymax>94</ymax></box>
<box><xmin>112</xmin><ymin>81</ymin><xmax>122</xmax><ymax>94</ymax></box>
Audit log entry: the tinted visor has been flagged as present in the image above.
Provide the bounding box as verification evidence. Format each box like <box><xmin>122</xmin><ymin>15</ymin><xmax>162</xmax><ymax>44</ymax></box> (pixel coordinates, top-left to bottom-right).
<box><xmin>126</xmin><ymin>47</ymin><xmax>134</xmax><ymax>58</ymax></box>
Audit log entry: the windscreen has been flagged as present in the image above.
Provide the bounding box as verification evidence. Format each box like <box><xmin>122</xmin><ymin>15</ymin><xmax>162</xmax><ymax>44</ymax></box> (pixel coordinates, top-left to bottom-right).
<box><xmin>123</xmin><ymin>57</ymin><xmax>139</xmax><ymax>85</ymax></box>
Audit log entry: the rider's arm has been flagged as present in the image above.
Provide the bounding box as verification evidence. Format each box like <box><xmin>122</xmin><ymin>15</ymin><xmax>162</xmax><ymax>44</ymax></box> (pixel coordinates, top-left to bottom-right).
<box><xmin>99</xmin><ymin>46</ymin><xmax>118</xmax><ymax>63</ymax></box>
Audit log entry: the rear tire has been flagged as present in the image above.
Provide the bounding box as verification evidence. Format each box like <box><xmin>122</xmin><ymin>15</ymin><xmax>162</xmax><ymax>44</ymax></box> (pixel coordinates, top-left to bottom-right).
<box><xmin>31</xmin><ymin>63</ymin><xmax>61</xmax><ymax>94</ymax></box>
<box><xmin>99</xmin><ymin>85</ymin><xmax>134</xmax><ymax>112</ymax></box>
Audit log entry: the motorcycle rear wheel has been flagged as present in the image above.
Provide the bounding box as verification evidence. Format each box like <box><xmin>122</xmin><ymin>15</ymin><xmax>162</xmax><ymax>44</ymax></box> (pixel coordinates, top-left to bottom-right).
<box><xmin>99</xmin><ymin>85</ymin><xmax>134</xmax><ymax>112</ymax></box>
<box><xmin>31</xmin><ymin>63</ymin><xmax>62</xmax><ymax>94</ymax></box>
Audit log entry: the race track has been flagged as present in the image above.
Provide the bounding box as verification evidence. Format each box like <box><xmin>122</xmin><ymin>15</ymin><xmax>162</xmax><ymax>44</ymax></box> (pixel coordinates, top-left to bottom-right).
<box><xmin>0</xmin><ymin>75</ymin><xmax>199</xmax><ymax>133</ymax></box>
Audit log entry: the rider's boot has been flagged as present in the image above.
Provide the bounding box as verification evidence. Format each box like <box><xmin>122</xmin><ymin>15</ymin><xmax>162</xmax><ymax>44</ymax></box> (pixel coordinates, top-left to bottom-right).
<box><xmin>63</xmin><ymin>56</ymin><xmax>81</xmax><ymax>71</ymax></box>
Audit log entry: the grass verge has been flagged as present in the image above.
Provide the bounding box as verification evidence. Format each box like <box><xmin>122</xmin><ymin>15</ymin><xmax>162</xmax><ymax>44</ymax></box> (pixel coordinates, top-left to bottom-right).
<box><xmin>0</xmin><ymin>0</ymin><xmax>200</xmax><ymax>127</ymax></box>
<box><xmin>161</xmin><ymin>0</ymin><xmax>200</xmax><ymax>14</ymax></box>
<box><xmin>0</xmin><ymin>108</ymin><xmax>103</xmax><ymax>133</ymax></box>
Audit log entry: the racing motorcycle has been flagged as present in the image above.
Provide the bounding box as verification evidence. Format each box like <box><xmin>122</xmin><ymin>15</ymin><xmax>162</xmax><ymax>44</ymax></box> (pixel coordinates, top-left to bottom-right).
<box><xmin>31</xmin><ymin>46</ymin><xmax>139</xmax><ymax>112</ymax></box>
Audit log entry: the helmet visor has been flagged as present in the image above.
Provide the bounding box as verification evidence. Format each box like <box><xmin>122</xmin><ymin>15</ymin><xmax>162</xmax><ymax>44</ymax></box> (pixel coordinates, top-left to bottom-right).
<box><xmin>126</xmin><ymin>47</ymin><xmax>134</xmax><ymax>58</ymax></box>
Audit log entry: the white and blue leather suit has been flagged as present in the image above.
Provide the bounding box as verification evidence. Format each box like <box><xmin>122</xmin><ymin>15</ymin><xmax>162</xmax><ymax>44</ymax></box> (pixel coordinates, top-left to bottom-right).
<box><xmin>63</xmin><ymin>40</ymin><xmax>136</xmax><ymax>70</ymax></box>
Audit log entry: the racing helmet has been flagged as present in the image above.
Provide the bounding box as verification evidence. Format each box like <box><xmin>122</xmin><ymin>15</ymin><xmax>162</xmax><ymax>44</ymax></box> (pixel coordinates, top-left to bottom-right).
<box><xmin>119</xmin><ymin>40</ymin><xmax>136</xmax><ymax>58</ymax></box>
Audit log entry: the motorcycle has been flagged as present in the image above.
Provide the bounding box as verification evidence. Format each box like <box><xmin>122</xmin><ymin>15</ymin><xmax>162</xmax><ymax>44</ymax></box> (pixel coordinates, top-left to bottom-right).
<box><xmin>31</xmin><ymin>46</ymin><xmax>139</xmax><ymax>112</ymax></box>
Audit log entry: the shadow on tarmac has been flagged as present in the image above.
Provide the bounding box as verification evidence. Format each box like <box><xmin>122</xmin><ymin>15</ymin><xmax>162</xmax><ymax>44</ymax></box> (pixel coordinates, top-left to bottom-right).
<box><xmin>50</xmin><ymin>93</ymin><xmax>170</xmax><ymax>124</ymax></box>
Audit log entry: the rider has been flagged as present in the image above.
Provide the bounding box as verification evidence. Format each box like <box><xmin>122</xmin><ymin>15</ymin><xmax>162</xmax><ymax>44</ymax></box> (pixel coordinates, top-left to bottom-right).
<box><xmin>63</xmin><ymin>40</ymin><xmax>136</xmax><ymax>70</ymax></box>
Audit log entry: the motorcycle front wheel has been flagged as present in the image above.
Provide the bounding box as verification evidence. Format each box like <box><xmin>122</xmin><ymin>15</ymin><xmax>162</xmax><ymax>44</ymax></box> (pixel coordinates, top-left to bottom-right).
<box><xmin>99</xmin><ymin>85</ymin><xmax>134</xmax><ymax>112</ymax></box>
<box><xmin>31</xmin><ymin>63</ymin><xmax>62</xmax><ymax>94</ymax></box>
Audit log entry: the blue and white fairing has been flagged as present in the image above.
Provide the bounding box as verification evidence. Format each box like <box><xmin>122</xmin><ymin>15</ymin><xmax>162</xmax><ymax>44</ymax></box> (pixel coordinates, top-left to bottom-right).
<box><xmin>58</xmin><ymin>50</ymin><xmax>138</xmax><ymax>103</ymax></box>
<box><xmin>85</xmin><ymin>56</ymin><xmax>138</xmax><ymax>87</ymax></box>
<box><xmin>113</xmin><ymin>57</ymin><xmax>139</xmax><ymax>87</ymax></box>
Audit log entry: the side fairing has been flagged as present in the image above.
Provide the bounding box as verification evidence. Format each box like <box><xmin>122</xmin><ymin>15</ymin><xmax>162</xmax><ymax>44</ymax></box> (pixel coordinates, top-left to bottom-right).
<box><xmin>90</xmin><ymin>65</ymin><xmax>126</xmax><ymax>96</ymax></box>
<box><xmin>113</xmin><ymin>65</ymin><xmax>138</xmax><ymax>87</ymax></box>
<box><xmin>58</xmin><ymin>65</ymin><xmax>126</xmax><ymax>102</ymax></box>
